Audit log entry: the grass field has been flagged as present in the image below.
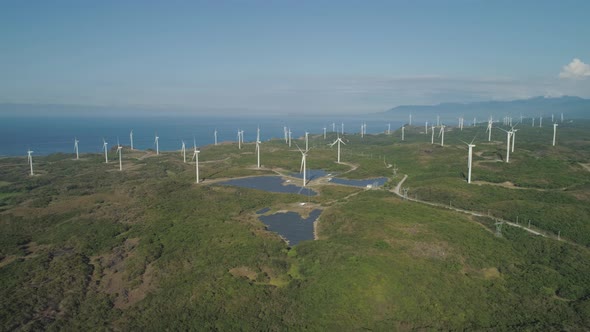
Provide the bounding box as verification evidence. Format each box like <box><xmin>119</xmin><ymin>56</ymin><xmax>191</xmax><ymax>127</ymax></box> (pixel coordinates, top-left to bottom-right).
<box><xmin>1</xmin><ymin>119</ymin><xmax>589</xmax><ymax>330</ymax></box>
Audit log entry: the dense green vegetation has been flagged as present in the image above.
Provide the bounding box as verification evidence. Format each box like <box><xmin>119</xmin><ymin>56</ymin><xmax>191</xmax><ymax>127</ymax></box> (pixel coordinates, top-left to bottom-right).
<box><xmin>1</xmin><ymin>119</ymin><xmax>589</xmax><ymax>330</ymax></box>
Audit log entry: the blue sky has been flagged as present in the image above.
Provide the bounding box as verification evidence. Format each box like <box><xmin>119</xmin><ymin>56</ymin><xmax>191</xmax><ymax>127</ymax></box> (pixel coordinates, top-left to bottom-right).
<box><xmin>1</xmin><ymin>0</ymin><xmax>589</xmax><ymax>114</ymax></box>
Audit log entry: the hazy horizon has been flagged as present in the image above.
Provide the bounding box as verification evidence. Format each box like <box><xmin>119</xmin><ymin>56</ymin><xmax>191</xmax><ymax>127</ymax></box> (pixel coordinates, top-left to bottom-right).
<box><xmin>1</xmin><ymin>1</ymin><xmax>589</xmax><ymax>115</ymax></box>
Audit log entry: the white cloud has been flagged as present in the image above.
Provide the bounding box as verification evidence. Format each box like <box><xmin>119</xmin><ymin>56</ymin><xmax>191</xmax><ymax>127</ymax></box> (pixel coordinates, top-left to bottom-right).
<box><xmin>559</xmin><ymin>58</ymin><xmax>590</xmax><ymax>79</ymax></box>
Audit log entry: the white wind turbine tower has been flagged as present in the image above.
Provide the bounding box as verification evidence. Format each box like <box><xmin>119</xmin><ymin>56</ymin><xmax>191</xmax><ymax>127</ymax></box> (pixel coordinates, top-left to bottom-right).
<box><xmin>256</xmin><ymin>138</ymin><xmax>261</xmax><ymax>168</ymax></box>
<box><xmin>486</xmin><ymin>118</ymin><xmax>493</xmax><ymax>141</ymax></box>
<box><xmin>154</xmin><ymin>133</ymin><xmax>159</xmax><ymax>155</ymax></box>
<box><xmin>510</xmin><ymin>126</ymin><xmax>519</xmax><ymax>153</ymax></box>
<box><xmin>332</xmin><ymin>122</ymin><xmax>336</xmax><ymax>132</ymax></box>
<box><xmin>498</xmin><ymin>128</ymin><xmax>512</xmax><ymax>163</ymax></box>
<box><xmin>431</xmin><ymin>125</ymin><xmax>435</xmax><ymax>144</ymax></box>
<box><xmin>425</xmin><ymin>122</ymin><xmax>428</xmax><ymax>134</ymax></box>
<box><xmin>323</xmin><ymin>127</ymin><xmax>327</xmax><ymax>139</ymax></box>
<box><xmin>237</xmin><ymin>129</ymin><xmax>242</xmax><ymax>149</ymax></box>
<box><xmin>539</xmin><ymin>115</ymin><xmax>543</xmax><ymax>128</ymax></box>
<box><xmin>341</xmin><ymin>122</ymin><xmax>344</xmax><ymax>135</ymax></box>
<box><xmin>388</xmin><ymin>123</ymin><xmax>391</xmax><ymax>135</ymax></box>
<box><xmin>214</xmin><ymin>129</ymin><xmax>218</xmax><ymax>146</ymax></box>
<box><xmin>27</xmin><ymin>149</ymin><xmax>34</xmax><ymax>176</ymax></box>
<box><xmin>409</xmin><ymin>114</ymin><xmax>412</xmax><ymax>126</ymax></box>
<box><xmin>102</xmin><ymin>139</ymin><xmax>109</xmax><ymax>163</ymax></box>
<box><xmin>330</xmin><ymin>135</ymin><xmax>346</xmax><ymax>163</ymax></box>
<box><xmin>551</xmin><ymin>114</ymin><xmax>554</xmax><ymax>122</ymax></box>
<box><xmin>130</xmin><ymin>130</ymin><xmax>134</xmax><ymax>150</ymax></box>
<box><xmin>436</xmin><ymin>115</ymin><xmax>440</xmax><ymax>126</ymax></box>
<box><xmin>439</xmin><ymin>125</ymin><xmax>445</xmax><ymax>146</ymax></box>
<box><xmin>296</xmin><ymin>144</ymin><xmax>308</xmax><ymax>187</ymax></box>
<box><xmin>360</xmin><ymin>123</ymin><xmax>364</xmax><ymax>138</ymax></box>
<box><xmin>461</xmin><ymin>137</ymin><xmax>477</xmax><ymax>184</ymax></box>
<box><xmin>192</xmin><ymin>143</ymin><xmax>200</xmax><ymax>184</ymax></box>
<box><xmin>288</xmin><ymin>128</ymin><xmax>292</xmax><ymax>147</ymax></box>
<box><xmin>116</xmin><ymin>140</ymin><xmax>123</xmax><ymax>171</ymax></box>
<box><xmin>553</xmin><ymin>123</ymin><xmax>558</xmax><ymax>146</ymax></box>
<box><xmin>532</xmin><ymin>117</ymin><xmax>535</xmax><ymax>127</ymax></box>
<box><xmin>305</xmin><ymin>131</ymin><xmax>309</xmax><ymax>151</ymax></box>
<box><xmin>181</xmin><ymin>140</ymin><xmax>186</xmax><ymax>163</ymax></box>
<box><xmin>284</xmin><ymin>126</ymin><xmax>288</xmax><ymax>143</ymax></box>
<box><xmin>257</xmin><ymin>126</ymin><xmax>260</xmax><ymax>142</ymax></box>
<box><xmin>74</xmin><ymin>138</ymin><xmax>79</xmax><ymax>160</ymax></box>
<box><xmin>560</xmin><ymin>113</ymin><xmax>564</xmax><ymax>123</ymax></box>
<box><xmin>401</xmin><ymin>125</ymin><xmax>405</xmax><ymax>141</ymax></box>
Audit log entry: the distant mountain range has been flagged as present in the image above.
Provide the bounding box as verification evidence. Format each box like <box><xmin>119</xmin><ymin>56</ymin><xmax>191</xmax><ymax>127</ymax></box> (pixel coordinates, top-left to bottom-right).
<box><xmin>379</xmin><ymin>96</ymin><xmax>590</xmax><ymax>120</ymax></box>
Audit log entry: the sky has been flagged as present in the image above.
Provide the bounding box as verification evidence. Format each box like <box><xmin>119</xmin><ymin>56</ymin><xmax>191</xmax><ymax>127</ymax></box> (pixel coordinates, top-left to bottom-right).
<box><xmin>1</xmin><ymin>0</ymin><xmax>590</xmax><ymax>115</ymax></box>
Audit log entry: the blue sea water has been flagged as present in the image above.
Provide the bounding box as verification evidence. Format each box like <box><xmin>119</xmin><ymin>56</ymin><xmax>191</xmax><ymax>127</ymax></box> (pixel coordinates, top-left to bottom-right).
<box><xmin>0</xmin><ymin>116</ymin><xmax>404</xmax><ymax>157</ymax></box>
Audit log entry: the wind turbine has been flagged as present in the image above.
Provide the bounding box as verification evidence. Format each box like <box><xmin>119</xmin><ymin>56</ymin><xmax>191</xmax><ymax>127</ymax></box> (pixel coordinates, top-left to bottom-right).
<box><xmin>257</xmin><ymin>126</ymin><xmax>260</xmax><ymax>142</ymax></box>
<box><xmin>192</xmin><ymin>140</ymin><xmax>200</xmax><ymax>183</ymax></box>
<box><xmin>154</xmin><ymin>133</ymin><xmax>159</xmax><ymax>155</ymax></box>
<box><xmin>485</xmin><ymin>118</ymin><xmax>493</xmax><ymax>141</ymax></box>
<box><xmin>560</xmin><ymin>113</ymin><xmax>564</xmax><ymax>123</ymax></box>
<box><xmin>431</xmin><ymin>125</ymin><xmax>435</xmax><ymax>144</ymax></box>
<box><xmin>388</xmin><ymin>123</ymin><xmax>391</xmax><ymax>135</ymax></box>
<box><xmin>116</xmin><ymin>139</ymin><xmax>123</xmax><ymax>171</ymax></box>
<box><xmin>102</xmin><ymin>139</ymin><xmax>109</xmax><ymax>163</ymax></box>
<box><xmin>256</xmin><ymin>139</ymin><xmax>261</xmax><ymax>168</ymax></box>
<box><xmin>360</xmin><ymin>123</ymin><xmax>364</xmax><ymax>138</ymax></box>
<box><xmin>214</xmin><ymin>129</ymin><xmax>218</xmax><ymax>146</ymax></box>
<box><xmin>401</xmin><ymin>126</ymin><xmax>405</xmax><ymax>141</ymax></box>
<box><xmin>130</xmin><ymin>130</ymin><xmax>134</xmax><ymax>150</ymax></box>
<box><xmin>332</xmin><ymin>122</ymin><xmax>336</xmax><ymax>132</ymax></box>
<box><xmin>27</xmin><ymin>149</ymin><xmax>34</xmax><ymax>176</ymax></box>
<box><xmin>510</xmin><ymin>126</ymin><xmax>519</xmax><ymax>153</ymax></box>
<box><xmin>181</xmin><ymin>140</ymin><xmax>186</xmax><ymax>163</ymax></box>
<box><xmin>424</xmin><ymin>122</ymin><xmax>428</xmax><ymax>134</ymax></box>
<box><xmin>553</xmin><ymin>123</ymin><xmax>558</xmax><ymax>146</ymax></box>
<box><xmin>296</xmin><ymin>144</ymin><xmax>308</xmax><ymax>187</ymax></box>
<box><xmin>288</xmin><ymin>128</ymin><xmax>292</xmax><ymax>147</ymax></box>
<box><xmin>323</xmin><ymin>127</ymin><xmax>327</xmax><ymax>139</ymax></box>
<box><xmin>74</xmin><ymin>138</ymin><xmax>79</xmax><ymax>160</ymax></box>
<box><xmin>284</xmin><ymin>126</ymin><xmax>288</xmax><ymax>143</ymax></box>
<box><xmin>330</xmin><ymin>135</ymin><xmax>346</xmax><ymax>163</ymax></box>
<box><xmin>539</xmin><ymin>115</ymin><xmax>543</xmax><ymax>128</ymax></box>
<box><xmin>237</xmin><ymin>129</ymin><xmax>242</xmax><ymax>149</ymax></box>
<box><xmin>498</xmin><ymin>128</ymin><xmax>512</xmax><ymax>163</ymax></box>
<box><xmin>439</xmin><ymin>125</ymin><xmax>445</xmax><ymax>146</ymax></box>
<box><xmin>461</xmin><ymin>136</ymin><xmax>477</xmax><ymax>184</ymax></box>
<box><xmin>305</xmin><ymin>131</ymin><xmax>309</xmax><ymax>151</ymax></box>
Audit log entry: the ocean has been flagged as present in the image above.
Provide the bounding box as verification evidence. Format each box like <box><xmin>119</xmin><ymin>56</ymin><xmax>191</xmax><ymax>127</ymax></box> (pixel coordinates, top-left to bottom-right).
<box><xmin>0</xmin><ymin>115</ymin><xmax>404</xmax><ymax>156</ymax></box>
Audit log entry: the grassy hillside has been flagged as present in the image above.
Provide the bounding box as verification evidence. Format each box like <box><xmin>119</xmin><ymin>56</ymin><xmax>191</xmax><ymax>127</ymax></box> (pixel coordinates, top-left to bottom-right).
<box><xmin>1</xmin><ymin>119</ymin><xmax>589</xmax><ymax>330</ymax></box>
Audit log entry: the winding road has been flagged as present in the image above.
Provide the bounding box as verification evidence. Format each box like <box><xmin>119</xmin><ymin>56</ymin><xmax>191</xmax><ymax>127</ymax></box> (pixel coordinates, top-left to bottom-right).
<box><xmin>391</xmin><ymin>174</ymin><xmax>549</xmax><ymax>238</ymax></box>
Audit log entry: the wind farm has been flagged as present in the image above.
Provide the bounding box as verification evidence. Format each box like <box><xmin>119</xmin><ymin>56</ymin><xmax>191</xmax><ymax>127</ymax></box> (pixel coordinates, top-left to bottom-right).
<box><xmin>2</xmin><ymin>1</ymin><xmax>590</xmax><ymax>330</ymax></box>
<box><xmin>2</xmin><ymin>114</ymin><xmax>590</xmax><ymax>331</ymax></box>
